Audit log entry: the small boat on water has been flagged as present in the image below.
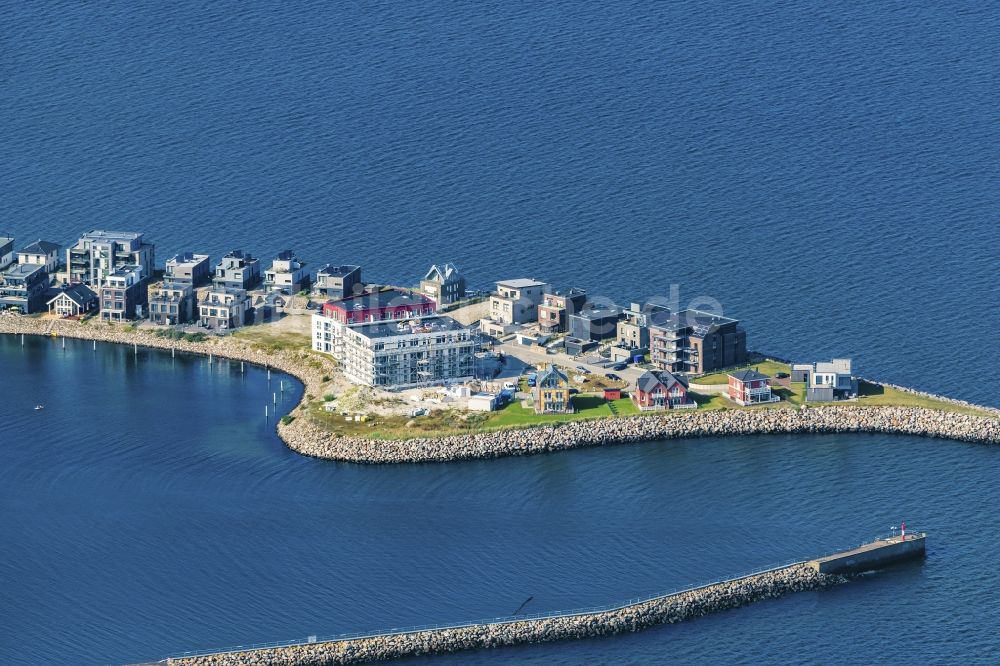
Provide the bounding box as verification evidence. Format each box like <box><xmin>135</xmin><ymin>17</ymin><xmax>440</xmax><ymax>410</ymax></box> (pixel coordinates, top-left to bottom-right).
<box><xmin>34</xmin><ymin>405</ymin><xmax>44</xmax><ymax>411</ymax></box>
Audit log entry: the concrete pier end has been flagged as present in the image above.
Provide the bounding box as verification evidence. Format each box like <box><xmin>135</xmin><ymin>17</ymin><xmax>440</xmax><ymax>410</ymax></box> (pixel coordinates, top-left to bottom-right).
<box><xmin>808</xmin><ymin>533</ymin><xmax>927</xmax><ymax>575</ymax></box>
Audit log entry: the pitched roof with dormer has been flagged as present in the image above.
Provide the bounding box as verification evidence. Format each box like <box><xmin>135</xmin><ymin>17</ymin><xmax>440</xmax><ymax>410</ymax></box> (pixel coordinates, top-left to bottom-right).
<box><xmin>636</xmin><ymin>370</ymin><xmax>688</xmax><ymax>394</ymax></box>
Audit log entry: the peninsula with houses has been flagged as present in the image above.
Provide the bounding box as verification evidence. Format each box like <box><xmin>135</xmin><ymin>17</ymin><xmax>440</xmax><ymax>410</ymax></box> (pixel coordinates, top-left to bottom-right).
<box><xmin>1</xmin><ymin>228</ymin><xmax>997</xmax><ymax>463</ymax></box>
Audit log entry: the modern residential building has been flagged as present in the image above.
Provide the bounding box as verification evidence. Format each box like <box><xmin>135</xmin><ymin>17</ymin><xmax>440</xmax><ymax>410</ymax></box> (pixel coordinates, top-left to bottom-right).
<box><xmin>17</xmin><ymin>240</ymin><xmax>61</xmax><ymax>274</ymax></box>
<box><xmin>0</xmin><ymin>236</ymin><xmax>14</xmax><ymax>271</ymax></box>
<box><xmin>0</xmin><ymin>263</ymin><xmax>49</xmax><ymax>313</ymax></box>
<box><xmin>650</xmin><ymin>309</ymin><xmax>747</xmax><ymax>375</ymax></box>
<box><xmin>66</xmin><ymin>230</ymin><xmax>154</xmax><ymax>287</ymax></box>
<box><xmin>46</xmin><ymin>284</ymin><xmax>97</xmax><ymax>317</ymax></box>
<box><xmin>790</xmin><ymin>364</ymin><xmax>813</xmax><ymax>383</ymax></box>
<box><xmin>264</xmin><ymin>249</ymin><xmax>309</xmax><ymax>293</ymax></box>
<box><xmin>314</xmin><ymin>264</ymin><xmax>362</xmax><ymax>300</ymax></box>
<box><xmin>339</xmin><ymin>316</ymin><xmax>475</xmax><ymax>389</ymax></box>
<box><xmin>99</xmin><ymin>265</ymin><xmax>146</xmax><ymax>321</ymax></box>
<box><xmin>198</xmin><ymin>287</ymin><xmax>250</xmax><ymax>330</ymax></box>
<box><xmin>632</xmin><ymin>370</ymin><xmax>693</xmax><ymax>410</ymax></box>
<box><xmin>568</xmin><ymin>305</ymin><xmax>622</xmax><ymax>342</ymax></box>
<box><xmin>488</xmin><ymin>278</ymin><xmax>549</xmax><ymax>325</ymax></box>
<box><xmin>727</xmin><ymin>369</ymin><xmax>776</xmax><ymax>406</ymax></box>
<box><xmin>148</xmin><ymin>281</ymin><xmax>196</xmax><ymax>325</ymax></box>
<box><xmin>164</xmin><ymin>252</ymin><xmax>211</xmax><ymax>286</ymax></box>
<box><xmin>532</xmin><ymin>365</ymin><xmax>572</xmax><ymax>414</ymax></box>
<box><xmin>805</xmin><ymin>358</ymin><xmax>858</xmax><ymax>401</ymax></box>
<box><xmin>616</xmin><ymin>301</ymin><xmax>670</xmax><ymax>350</ymax></box>
<box><xmin>537</xmin><ymin>287</ymin><xmax>587</xmax><ymax>333</ymax></box>
<box><xmin>213</xmin><ymin>250</ymin><xmax>261</xmax><ymax>290</ymax></box>
<box><xmin>312</xmin><ymin>289</ymin><xmax>437</xmax><ymax>356</ymax></box>
<box><xmin>420</xmin><ymin>263</ymin><xmax>466</xmax><ymax>306</ymax></box>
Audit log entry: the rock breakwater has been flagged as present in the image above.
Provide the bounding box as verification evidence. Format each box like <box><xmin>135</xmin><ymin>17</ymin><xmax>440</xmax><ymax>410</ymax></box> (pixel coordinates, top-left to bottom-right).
<box><xmin>280</xmin><ymin>404</ymin><xmax>1000</xmax><ymax>464</ymax></box>
<box><xmin>167</xmin><ymin>564</ymin><xmax>839</xmax><ymax>666</ymax></box>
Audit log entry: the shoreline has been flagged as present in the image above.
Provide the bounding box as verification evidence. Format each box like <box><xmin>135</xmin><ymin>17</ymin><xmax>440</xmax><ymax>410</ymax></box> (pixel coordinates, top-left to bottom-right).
<box><xmin>3</xmin><ymin>314</ymin><xmax>998</xmax><ymax>465</ymax></box>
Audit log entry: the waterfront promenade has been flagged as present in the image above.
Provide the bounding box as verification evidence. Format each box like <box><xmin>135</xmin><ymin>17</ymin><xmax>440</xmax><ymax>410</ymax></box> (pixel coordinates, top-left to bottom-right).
<box><xmin>3</xmin><ymin>313</ymin><xmax>998</xmax><ymax>465</ymax></box>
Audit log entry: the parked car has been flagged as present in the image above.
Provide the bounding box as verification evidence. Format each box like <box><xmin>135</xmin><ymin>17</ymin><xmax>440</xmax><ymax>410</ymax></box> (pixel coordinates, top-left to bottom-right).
<box><xmin>605</xmin><ymin>373</ymin><xmax>622</xmax><ymax>381</ymax></box>
<box><xmin>612</xmin><ymin>362</ymin><xmax>628</xmax><ymax>371</ymax></box>
<box><xmin>775</xmin><ymin>371</ymin><xmax>790</xmax><ymax>379</ymax></box>
<box><xmin>503</xmin><ymin>381</ymin><xmax>517</xmax><ymax>391</ymax></box>
<box><xmin>575</xmin><ymin>365</ymin><xmax>591</xmax><ymax>374</ymax></box>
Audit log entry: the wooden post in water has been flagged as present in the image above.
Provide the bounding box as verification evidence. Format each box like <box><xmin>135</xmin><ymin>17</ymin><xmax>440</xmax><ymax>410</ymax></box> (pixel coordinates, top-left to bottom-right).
<box><xmin>93</xmin><ymin>340</ymin><xmax>96</xmax><ymax>351</ymax></box>
<box><xmin>21</xmin><ymin>333</ymin><xmax>24</xmax><ymax>346</ymax></box>
<box><xmin>241</xmin><ymin>361</ymin><xmax>245</xmax><ymax>374</ymax></box>
<box><xmin>273</xmin><ymin>392</ymin><xmax>277</xmax><ymax>406</ymax></box>
<box><xmin>62</xmin><ymin>337</ymin><xmax>65</xmax><ymax>350</ymax></box>
<box><xmin>265</xmin><ymin>405</ymin><xmax>269</xmax><ymax>422</ymax></box>
<box><xmin>133</xmin><ymin>342</ymin><xmax>137</xmax><ymax>356</ymax></box>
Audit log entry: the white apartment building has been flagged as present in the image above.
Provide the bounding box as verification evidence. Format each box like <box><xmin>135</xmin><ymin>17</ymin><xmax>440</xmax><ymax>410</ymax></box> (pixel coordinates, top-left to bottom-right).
<box><xmin>339</xmin><ymin>316</ymin><xmax>476</xmax><ymax>389</ymax></box>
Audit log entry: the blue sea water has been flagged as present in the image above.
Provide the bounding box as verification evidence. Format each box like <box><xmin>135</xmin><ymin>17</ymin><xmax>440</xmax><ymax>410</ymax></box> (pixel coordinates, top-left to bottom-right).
<box><xmin>1</xmin><ymin>1</ymin><xmax>999</xmax><ymax>663</ymax></box>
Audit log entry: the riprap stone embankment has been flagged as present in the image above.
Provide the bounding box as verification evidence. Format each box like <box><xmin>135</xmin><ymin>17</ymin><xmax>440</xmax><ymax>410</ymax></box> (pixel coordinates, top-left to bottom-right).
<box><xmin>166</xmin><ymin>564</ymin><xmax>838</xmax><ymax>666</ymax></box>
<box><xmin>280</xmin><ymin>404</ymin><xmax>1000</xmax><ymax>464</ymax></box>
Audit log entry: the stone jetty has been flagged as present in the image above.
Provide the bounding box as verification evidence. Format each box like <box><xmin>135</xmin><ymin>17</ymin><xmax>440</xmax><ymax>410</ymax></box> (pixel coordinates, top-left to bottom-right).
<box><xmin>3</xmin><ymin>313</ymin><xmax>998</xmax><ymax>466</ymax></box>
<box><xmin>166</xmin><ymin>564</ymin><xmax>838</xmax><ymax>666</ymax></box>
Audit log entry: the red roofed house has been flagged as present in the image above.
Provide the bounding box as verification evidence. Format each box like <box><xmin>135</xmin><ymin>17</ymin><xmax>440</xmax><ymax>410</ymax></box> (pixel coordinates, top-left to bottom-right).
<box><xmin>632</xmin><ymin>370</ymin><xmax>693</xmax><ymax>410</ymax></box>
<box><xmin>727</xmin><ymin>369</ymin><xmax>777</xmax><ymax>406</ymax></box>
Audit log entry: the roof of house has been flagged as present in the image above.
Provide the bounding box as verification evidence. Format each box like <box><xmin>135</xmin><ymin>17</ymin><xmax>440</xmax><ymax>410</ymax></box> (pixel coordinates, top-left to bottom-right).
<box><xmin>815</xmin><ymin>358</ymin><xmax>852</xmax><ymax>374</ymax></box>
<box><xmin>571</xmin><ymin>305</ymin><xmax>621</xmax><ymax>321</ymax></box>
<box><xmin>548</xmin><ymin>287</ymin><xmax>587</xmax><ymax>298</ymax></box>
<box><xmin>536</xmin><ymin>365</ymin><xmax>569</xmax><ymax>386</ymax></box>
<box><xmin>167</xmin><ymin>252</ymin><xmax>209</xmax><ymax>265</ymax></box>
<box><xmin>107</xmin><ymin>264</ymin><xmax>142</xmax><ymax>278</ymax></box>
<box><xmin>636</xmin><ymin>370</ymin><xmax>688</xmax><ymax>393</ymax></box>
<box><xmin>80</xmin><ymin>230</ymin><xmax>144</xmax><ymax>241</ymax></box>
<box><xmin>349</xmin><ymin>315</ymin><xmax>467</xmax><ymax>340</ymax></box>
<box><xmin>424</xmin><ymin>263</ymin><xmax>462</xmax><ymax>282</ymax></box>
<box><xmin>729</xmin><ymin>369</ymin><xmax>770</xmax><ymax>382</ymax></box>
<box><xmin>649</xmin><ymin>309</ymin><xmax>739</xmax><ymax>336</ymax></box>
<box><xmin>47</xmin><ymin>283</ymin><xmax>97</xmax><ymax>307</ymax></box>
<box><xmin>220</xmin><ymin>249</ymin><xmax>257</xmax><ymax>262</ymax></box>
<box><xmin>0</xmin><ymin>236</ymin><xmax>13</xmax><ymax>248</ymax></box>
<box><xmin>20</xmin><ymin>240</ymin><xmax>61</xmax><ymax>255</ymax></box>
<box><xmin>274</xmin><ymin>249</ymin><xmax>296</xmax><ymax>261</ymax></box>
<box><xmin>326</xmin><ymin>288</ymin><xmax>434</xmax><ymax>311</ymax></box>
<box><xmin>2</xmin><ymin>262</ymin><xmax>46</xmax><ymax>279</ymax></box>
<box><xmin>318</xmin><ymin>264</ymin><xmax>361</xmax><ymax>276</ymax></box>
<box><xmin>496</xmin><ymin>278</ymin><xmax>547</xmax><ymax>289</ymax></box>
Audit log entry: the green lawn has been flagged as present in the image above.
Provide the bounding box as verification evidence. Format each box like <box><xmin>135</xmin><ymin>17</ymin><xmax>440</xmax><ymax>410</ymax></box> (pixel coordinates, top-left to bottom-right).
<box><xmin>694</xmin><ymin>360</ymin><xmax>792</xmax><ymax>385</ymax></box>
<box><xmin>855</xmin><ymin>381</ymin><xmax>994</xmax><ymax>417</ymax></box>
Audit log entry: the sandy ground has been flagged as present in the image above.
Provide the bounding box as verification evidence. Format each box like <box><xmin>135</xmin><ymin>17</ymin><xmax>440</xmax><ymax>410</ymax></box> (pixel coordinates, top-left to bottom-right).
<box><xmin>445</xmin><ymin>300</ymin><xmax>489</xmax><ymax>325</ymax></box>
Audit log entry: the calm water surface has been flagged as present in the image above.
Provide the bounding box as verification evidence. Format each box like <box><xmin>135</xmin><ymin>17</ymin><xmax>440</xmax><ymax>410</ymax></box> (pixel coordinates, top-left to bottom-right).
<box><xmin>1</xmin><ymin>337</ymin><xmax>998</xmax><ymax>665</ymax></box>
<box><xmin>2</xmin><ymin>1</ymin><xmax>999</xmax><ymax>663</ymax></box>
